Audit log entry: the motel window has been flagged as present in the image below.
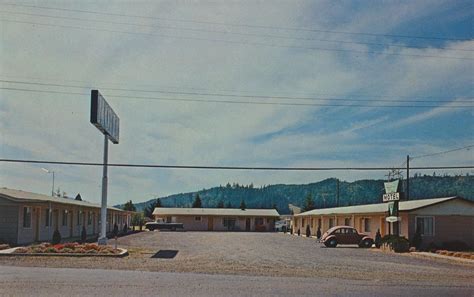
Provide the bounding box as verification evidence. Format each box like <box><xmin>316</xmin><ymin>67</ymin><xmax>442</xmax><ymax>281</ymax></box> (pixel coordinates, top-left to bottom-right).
<box><xmin>62</xmin><ymin>210</ymin><xmax>68</xmax><ymax>226</ymax></box>
<box><xmin>301</xmin><ymin>218</ymin><xmax>304</xmax><ymax>227</ymax></box>
<box><xmin>329</xmin><ymin>218</ymin><xmax>335</xmax><ymax>228</ymax></box>
<box><xmin>23</xmin><ymin>207</ymin><xmax>32</xmax><ymax>228</ymax></box>
<box><xmin>195</xmin><ymin>216</ymin><xmax>202</xmax><ymax>221</ymax></box>
<box><xmin>344</xmin><ymin>218</ymin><xmax>351</xmax><ymax>226</ymax></box>
<box><xmin>255</xmin><ymin>217</ymin><xmax>264</xmax><ymax>226</ymax></box>
<box><xmin>45</xmin><ymin>208</ymin><xmax>50</xmax><ymax>227</ymax></box>
<box><xmin>88</xmin><ymin>211</ymin><xmax>92</xmax><ymax>225</ymax></box>
<box><xmin>223</xmin><ymin>218</ymin><xmax>236</xmax><ymax>228</ymax></box>
<box><xmin>363</xmin><ymin>218</ymin><xmax>371</xmax><ymax>232</ymax></box>
<box><xmin>416</xmin><ymin>217</ymin><xmax>434</xmax><ymax>236</ymax></box>
<box><xmin>77</xmin><ymin>211</ymin><xmax>82</xmax><ymax>226</ymax></box>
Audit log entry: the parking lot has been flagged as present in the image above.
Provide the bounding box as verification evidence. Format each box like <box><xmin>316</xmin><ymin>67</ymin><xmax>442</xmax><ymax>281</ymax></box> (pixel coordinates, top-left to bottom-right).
<box><xmin>0</xmin><ymin>231</ymin><xmax>473</xmax><ymax>287</ymax></box>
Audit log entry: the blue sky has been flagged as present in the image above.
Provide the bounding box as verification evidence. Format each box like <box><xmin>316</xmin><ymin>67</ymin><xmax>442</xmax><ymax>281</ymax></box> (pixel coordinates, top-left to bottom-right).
<box><xmin>0</xmin><ymin>0</ymin><xmax>472</xmax><ymax>205</ymax></box>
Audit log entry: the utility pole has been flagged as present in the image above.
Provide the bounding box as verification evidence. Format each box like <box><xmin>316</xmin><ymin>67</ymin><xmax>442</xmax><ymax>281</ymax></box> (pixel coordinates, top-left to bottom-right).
<box><xmin>406</xmin><ymin>155</ymin><xmax>410</xmax><ymax>201</ymax></box>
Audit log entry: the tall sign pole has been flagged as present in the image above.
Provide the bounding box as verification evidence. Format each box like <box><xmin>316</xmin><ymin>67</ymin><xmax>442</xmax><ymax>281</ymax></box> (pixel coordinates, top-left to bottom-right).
<box><xmin>90</xmin><ymin>90</ymin><xmax>120</xmax><ymax>245</ymax></box>
<box><xmin>100</xmin><ymin>135</ymin><xmax>109</xmax><ymax>245</ymax></box>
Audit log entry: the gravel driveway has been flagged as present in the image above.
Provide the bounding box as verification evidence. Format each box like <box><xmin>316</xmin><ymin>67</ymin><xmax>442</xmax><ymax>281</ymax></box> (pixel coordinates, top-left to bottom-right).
<box><xmin>0</xmin><ymin>231</ymin><xmax>472</xmax><ymax>287</ymax></box>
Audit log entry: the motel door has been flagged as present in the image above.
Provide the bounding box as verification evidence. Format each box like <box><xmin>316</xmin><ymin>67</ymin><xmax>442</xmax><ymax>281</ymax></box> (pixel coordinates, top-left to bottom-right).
<box><xmin>35</xmin><ymin>207</ymin><xmax>40</xmax><ymax>242</ymax></box>
<box><xmin>208</xmin><ymin>217</ymin><xmax>213</xmax><ymax>231</ymax></box>
<box><xmin>245</xmin><ymin>218</ymin><xmax>251</xmax><ymax>231</ymax></box>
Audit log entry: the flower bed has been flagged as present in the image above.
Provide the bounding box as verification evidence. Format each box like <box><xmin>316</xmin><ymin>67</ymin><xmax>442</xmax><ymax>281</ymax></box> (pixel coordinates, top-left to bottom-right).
<box><xmin>435</xmin><ymin>250</ymin><xmax>474</xmax><ymax>260</ymax></box>
<box><xmin>13</xmin><ymin>242</ymin><xmax>122</xmax><ymax>255</ymax></box>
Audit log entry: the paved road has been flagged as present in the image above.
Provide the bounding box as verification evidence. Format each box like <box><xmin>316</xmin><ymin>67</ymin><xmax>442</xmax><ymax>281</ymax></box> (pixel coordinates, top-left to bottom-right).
<box><xmin>0</xmin><ymin>265</ymin><xmax>472</xmax><ymax>297</ymax></box>
<box><xmin>1</xmin><ymin>232</ymin><xmax>473</xmax><ymax>286</ymax></box>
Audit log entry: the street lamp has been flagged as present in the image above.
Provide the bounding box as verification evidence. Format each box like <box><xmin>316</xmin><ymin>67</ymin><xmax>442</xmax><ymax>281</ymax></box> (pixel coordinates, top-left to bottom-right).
<box><xmin>41</xmin><ymin>168</ymin><xmax>55</xmax><ymax>197</ymax></box>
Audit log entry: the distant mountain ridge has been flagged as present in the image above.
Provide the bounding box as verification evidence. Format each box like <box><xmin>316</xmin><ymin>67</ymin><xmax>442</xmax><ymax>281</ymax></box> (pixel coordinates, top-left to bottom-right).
<box><xmin>120</xmin><ymin>175</ymin><xmax>474</xmax><ymax>214</ymax></box>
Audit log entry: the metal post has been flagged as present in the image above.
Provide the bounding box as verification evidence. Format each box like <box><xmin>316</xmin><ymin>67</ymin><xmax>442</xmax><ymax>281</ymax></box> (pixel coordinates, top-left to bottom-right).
<box><xmin>406</xmin><ymin>155</ymin><xmax>410</xmax><ymax>201</ymax></box>
<box><xmin>98</xmin><ymin>135</ymin><xmax>109</xmax><ymax>245</ymax></box>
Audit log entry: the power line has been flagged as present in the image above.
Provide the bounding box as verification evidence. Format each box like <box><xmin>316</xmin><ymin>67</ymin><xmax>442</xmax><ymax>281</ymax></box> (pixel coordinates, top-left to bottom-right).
<box><xmin>411</xmin><ymin>145</ymin><xmax>474</xmax><ymax>159</ymax></box>
<box><xmin>1</xmin><ymin>10</ymin><xmax>472</xmax><ymax>53</ymax></box>
<box><xmin>1</xmin><ymin>2</ymin><xmax>471</xmax><ymax>41</ymax></box>
<box><xmin>2</xmin><ymin>87</ymin><xmax>473</xmax><ymax>109</ymax></box>
<box><xmin>1</xmin><ymin>73</ymin><xmax>472</xmax><ymax>101</ymax></box>
<box><xmin>2</xmin><ymin>19</ymin><xmax>472</xmax><ymax>61</ymax></box>
<box><xmin>0</xmin><ymin>158</ymin><xmax>472</xmax><ymax>171</ymax></box>
<box><xmin>2</xmin><ymin>80</ymin><xmax>473</xmax><ymax>105</ymax></box>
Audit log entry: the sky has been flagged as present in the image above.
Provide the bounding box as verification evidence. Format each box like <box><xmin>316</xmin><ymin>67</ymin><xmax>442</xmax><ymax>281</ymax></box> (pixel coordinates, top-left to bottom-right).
<box><xmin>0</xmin><ymin>0</ymin><xmax>473</xmax><ymax>206</ymax></box>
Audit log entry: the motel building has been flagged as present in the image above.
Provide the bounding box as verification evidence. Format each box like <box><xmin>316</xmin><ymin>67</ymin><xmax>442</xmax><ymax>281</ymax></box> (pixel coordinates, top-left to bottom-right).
<box><xmin>152</xmin><ymin>208</ymin><xmax>280</xmax><ymax>231</ymax></box>
<box><xmin>0</xmin><ymin>188</ymin><xmax>132</xmax><ymax>245</ymax></box>
<box><xmin>293</xmin><ymin>196</ymin><xmax>474</xmax><ymax>249</ymax></box>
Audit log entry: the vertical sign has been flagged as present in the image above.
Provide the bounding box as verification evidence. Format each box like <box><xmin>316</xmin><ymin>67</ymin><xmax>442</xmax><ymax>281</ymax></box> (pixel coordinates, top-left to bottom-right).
<box><xmin>90</xmin><ymin>90</ymin><xmax>120</xmax><ymax>245</ymax></box>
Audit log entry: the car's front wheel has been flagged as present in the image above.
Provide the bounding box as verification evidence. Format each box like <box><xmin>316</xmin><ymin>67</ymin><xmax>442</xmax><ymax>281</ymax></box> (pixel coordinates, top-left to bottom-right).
<box><xmin>325</xmin><ymin>238</ymin><xmax>337</xmax><ymax>248</ymax></box>
<box><xmin>360</xmin><ymin>238</ymin><xmax>373</xmax><ymax>248</ymax></box>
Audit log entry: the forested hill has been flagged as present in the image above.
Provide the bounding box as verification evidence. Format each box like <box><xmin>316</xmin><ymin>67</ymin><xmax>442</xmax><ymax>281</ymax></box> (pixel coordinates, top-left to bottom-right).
<box><xmin>125</xmin><ymin>175</ymin><xmax>474</xmax><ymax>214</ymax></box>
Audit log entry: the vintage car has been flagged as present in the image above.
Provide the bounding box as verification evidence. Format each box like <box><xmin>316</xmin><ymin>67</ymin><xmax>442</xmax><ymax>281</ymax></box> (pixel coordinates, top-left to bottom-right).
<box><xmin>145</xmin><ymin>218</ymin><xmax>184</xmax><ymax>231</ymax></box>
<box><xmin>321</xmin><ymin>226</ymin><xmax>373</xmax><ymax>248</ymax></box>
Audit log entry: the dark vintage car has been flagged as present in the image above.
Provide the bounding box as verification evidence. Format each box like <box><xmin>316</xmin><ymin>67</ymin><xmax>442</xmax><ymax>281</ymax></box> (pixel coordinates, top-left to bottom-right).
<box><xmin>321</xmin><ymin>226</ymin><xmax>373</xmax><ymax>248</ymax></box>
<box><xmin>145</xmin><ymin>221</ymin><xmax>184</xmax><ymax>231</ymax></box>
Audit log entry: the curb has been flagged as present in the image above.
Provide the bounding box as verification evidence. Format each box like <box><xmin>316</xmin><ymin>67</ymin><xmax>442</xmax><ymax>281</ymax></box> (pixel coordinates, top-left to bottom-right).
<box><xmin>0</xmin><ymin>247</ymin><xmax>129</xmax><ymax>258</ymax></box>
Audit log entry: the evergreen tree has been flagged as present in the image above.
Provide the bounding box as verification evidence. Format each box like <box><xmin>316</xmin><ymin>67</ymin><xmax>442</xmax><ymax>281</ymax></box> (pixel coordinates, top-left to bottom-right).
<box><xmin>240</xmin><ymin>200</ymin><xmax>246</xmax><ymax>210</ymax></box>
<box><xmin>192</xmin><ymin>194</ymin><xmax>202</xmax><ymax>208</ymax></box>
<box><xmin>144</xmin><ymin>199</ymin><xmax>161</xmax><ymax>219</ymax></box>
<box><xmin>217</xmin><ymin>200</ymin><xmax>225</xmax><ymax>208</ymax></box>
<box><xmin>225</xmin><ymin>201</ymin><xmax>232</xmax><ymax>208</ymax></box>
<box><xmin>123</xmin><ymin>200</ymin><xmax>136</xmax><ymax>211</ymax></box>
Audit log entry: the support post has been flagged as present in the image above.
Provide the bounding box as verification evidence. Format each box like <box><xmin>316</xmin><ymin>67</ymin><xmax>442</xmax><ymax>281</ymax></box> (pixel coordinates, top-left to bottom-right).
<box><xmin>98</xmin><ymin>135</ymin><xmax>109</xmax><ymax>245</ymax></box>
<box><xmin>406</xmin><ymin>155</ymin><xmax>410</xmax><ymax>201</ymax></box>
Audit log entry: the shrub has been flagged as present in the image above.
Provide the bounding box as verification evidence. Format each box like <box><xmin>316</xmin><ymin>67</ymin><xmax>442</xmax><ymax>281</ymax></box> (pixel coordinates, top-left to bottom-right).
<box><xmin>411</xmin><ymin>228</ymin><xmax>422</xmax><ymax>250</ymax></box>
<box><xmin>441</xmin><ymin>240</ymin><xmax>470</xmax><ymax>251</ymax></box>
<box><xmin>81</xmin><ymin>226</ymin><xmax>87</xmax><ymax>243</ymax></box>
<box><xmin>305</xmin><ymin>225</ymin><xmax>311</xmax><ymax>237</ymax></box>
<box><xmin>0</xmin><ymin>244</ymin><xmax>9</xmax><ymax>250</ymax></box>
<box><xmin>426</xmin><ymin>242</ymin><xmax>438</xmax><ymax>253</ymax></box>
<box><xmin>381</xmin><ymin>235</ymin><xmax>410</xmax><ymax>253</ymax></box>
<box><xmin>113</xmin><ymin>223</ymin><xmax>119</xmax><ymax>237</ymax></box>
<box><xmin>122</xmin><ymin>224</ymin><xmax>128</xmax><ymax>235</ymax></box>
<box><xmin>375</xmin><ymin>229</ymin><xmax>382</xmax><ymax>248</ymax></box>
<box><xmin>316</xmin><ymin>226</ymin><xmax>321</xmax><ymax>239</ymax></box>
<box><xmin>86</xmin><ymin>249</ymin><xmax>97</xmax><ymax>254</ymax></box>
<box><xmin>51</xmin><ymin>229</ymin><xmax>61</xmax><ymax>245</ymax></box>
